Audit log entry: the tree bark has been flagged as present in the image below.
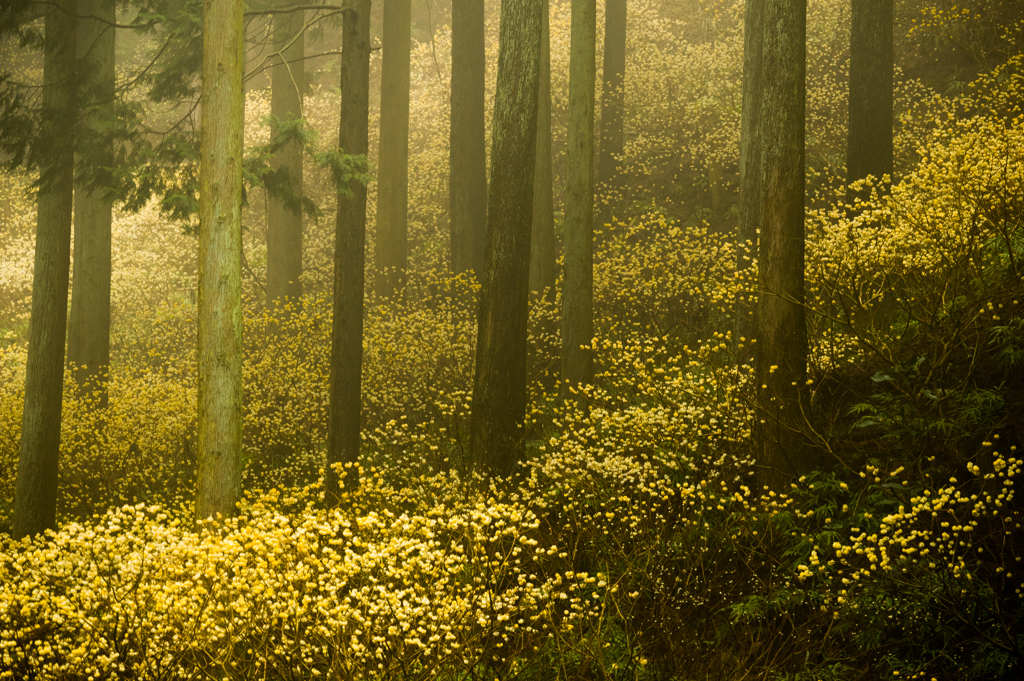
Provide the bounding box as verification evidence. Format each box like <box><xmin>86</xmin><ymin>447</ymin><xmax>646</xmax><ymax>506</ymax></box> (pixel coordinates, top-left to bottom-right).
<box><xmin>266</xmin><ymin>1</ymin><xmax>305</xmax><ymax>308</ymax></box>
<box><xmin>326</xmin><ymin>0</ymin><xmax>371</xmax><ymax>504</ymax></box>
<box><xmin>376</xmin><ymin>0</ymin><xmax>411</xmax><ymax>299</ymax></box>
<box><xmin>470</xmin><ymin>0</ymin><xmax>542</xmax><ymax>476</ymax></box>
<box><xmin>530</xmin><ymin>0</ymin><xmax>555</xmax><ymax>295</ymax></box>
<box><xmin>735</xmin><ymin>0</ymin><xmax>764</xmax><ymax>366</ymax></box>
<box><xmin>196</xmin><ymin>0</ymin><xmax>244</xmax><ymax>521</ymax></box>
<box><xmin>450</xmin><ymin>0</ymin><xmax>487</xmax><ymax>277</ymax></box>
<box><xmin>67</xmin><ymin>0</ymin><xmax>114</xmax><ymax>407</ymax></box>
<box><xmin>596</xmin><ymin>0</ymin><xmax>626</xmax><ymax>221</ymax></box>
<box><xmin>561</xmin><ymin>0</ymin><xmax>596</xmax><ymax>401</ymax></box>
<box><xmin>847</xmin><ymin>0</ymin><xmax>893</xmax><ymax>196</ymax></box>
<box><xmin>754</xmin><ymin>0</ymin><xmax>816</xmax><ymax>490</ymax></box>
<box><xmin>13</xmin><ymin>0</ymin><xmax>76</xmax><ymax>539</ymax></box>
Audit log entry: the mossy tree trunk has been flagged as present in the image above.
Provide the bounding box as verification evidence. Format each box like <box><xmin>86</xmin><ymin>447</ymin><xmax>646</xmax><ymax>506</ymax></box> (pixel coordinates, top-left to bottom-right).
<box><xmin>469</xmin><ymin>0</ymin><xmax>543</xmax><ymax>476</ymax></box>
<box><xmin>326</xmin><ymin>0</ymin><xmax>371</xmax><ymax>504</ymax></box>
<box><xmin>596</xmin><ymin>0</ymin><xmax>626</xmax><ymax>224</ymax></box>
<box><xmin>196</xmin><ymin>0</ymin><xmax>245</xmax><ymax>521</ymax></box>
<box><xmin>754</xmin><ymin>0</ymin><xmax>816</xmax><ymax>490</ymax></box>
<box><xmin>13</xmin><ymin>0</ymin><xmax>77</xmax><ymax>539</ymax></box>
<box><xmin>450</xmin><ymin>0</ymin><xmax>487</xmax><ymax>277</ymax></box>
<box><xmin>530</xmin><ymin>0</ymin><xmax>556</xmax><ymax>296</ymax></box>
<box><xmin>376</xmin><ymin>0</ymin><xmax>411</xmax><ymax>299</ymax></box>
<box><xmin>735</xmin><ymin>0</ymin><xmax>764</xmax><ymax>366</ymax></box>
<box><xmin>266</xmin><ymin>1</ymin><xmax>305</xmax><ymax>308</ymax></box>
<box><xmin>561</xmin><ymin>0</ymin><xmax>596</xmax><ymax>401</ymax></box>
<box><xmin>847</xmin><ymin>0</ymin><xmax>893</xmax><ymax>196</ymax></box>
<box><xmin>67</xmin><ymin>0</ymin><xmax>114</xmax><ymax>407</ymax></box>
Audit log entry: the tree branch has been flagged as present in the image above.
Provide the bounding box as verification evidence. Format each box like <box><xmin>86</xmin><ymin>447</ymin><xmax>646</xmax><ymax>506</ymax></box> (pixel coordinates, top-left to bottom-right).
<box><xmin>243</xmin><ymin>4</ymin><xmax>355</xmax><ymax>17</ymax></box>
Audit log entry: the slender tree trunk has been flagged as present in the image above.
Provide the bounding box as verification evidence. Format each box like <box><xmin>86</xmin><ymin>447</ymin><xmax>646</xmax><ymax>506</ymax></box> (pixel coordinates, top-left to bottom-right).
<box><xmin>709</xmin><ymin>157</ymin><xmax>724</xmax><ymax>223</ymax></box>
<box><xmin>67</xmin><ymin>0</ymin><xmax>114</xmax><ymax>407</ymax></box>
<box><xmin>596</xmin><ymin>0</ymin><xmax>626</xmax><ymax>224</ymax></box>
<box><xmin>266</xmin><ymin>1</ymin><xmax>305</xmax><ymax>308</ymax></box>
<box><xmin>13</xmin><ymin>0</ymin><xmax>76</xmax><ymax>539</ymax></box>
<box><xmin>847</xmin><ymin>0</ymin><xmax>893</xmax><ymax>196</ymax></box>
<box><xmin>561</xmin><ymin>0</ymin><xmax>596</xmax><ymax>401</ymax></box>
<box><xmin>196</xmin><ymin>0</ymin><xmax>244</xmax><ymax>521</ymax></box>
<box><xmin>470</xmin><ymin>0</ymin><xmax>542</xmax><ymax>476</ymax></box>
<box><xmin>450</xmin><ymin>0</ymin><xmax>487</xmax><ymax>277</ymax></box>
<box><xmin>326</xmin><ymin>0</ymin><xmax>371</xmax><ymax>504</ymax></box>
<box><xmin>376</xmin><ymin>0</ymin><xmax>411</xmax><ymax>299</ymax></box>
<box><xmin>755</xmin><ymin>0</ymin><xmax>815</xmax><ymax>490</ymax></box>
<box><xmin>735</xmin><ymin>0</ymin><xmax>764</xmax><ymax>366</ymax></box>
<box><xmin>530</xmin><ymin>0</ymin><xmax>555</xmax><ymax>295</ymax></box>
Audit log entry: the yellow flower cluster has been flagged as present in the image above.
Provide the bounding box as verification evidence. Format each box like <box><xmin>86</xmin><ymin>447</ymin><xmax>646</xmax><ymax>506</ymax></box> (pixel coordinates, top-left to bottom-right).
<box><xmin>0</xmin><ymin>484</ymin><xmax>612</xmax><ymax>679</ymax></box>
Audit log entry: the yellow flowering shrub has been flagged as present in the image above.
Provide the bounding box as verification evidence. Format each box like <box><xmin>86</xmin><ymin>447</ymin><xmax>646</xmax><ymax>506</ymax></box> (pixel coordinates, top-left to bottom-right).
<box><xmin>0</xmin><ymin>489</ymin><xmax>611</xmax><ymax>680</ymax></box>
<box><xmin>594</xmin><ymin>211</ymin><xmax>738</xmax><ymax>342</ymax></box>
<box><xmin>805</xmin><ymin>63</ymin><xmax>1024</xmax><ymax>468</ymax></box>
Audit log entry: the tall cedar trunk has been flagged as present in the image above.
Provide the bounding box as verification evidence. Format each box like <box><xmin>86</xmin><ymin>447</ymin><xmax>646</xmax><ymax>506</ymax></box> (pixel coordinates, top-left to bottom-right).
<box><xmin>67</xmin><ymin>0</ymin><xmax>114</xmax><ymax>406</ymax></box>
<box><xmin>450</xmin><ymin>0</ymin><xmax>487</xmax><ymax>277</ymax></box>
<box><xmin>12</xmin><ymin>0</ymin><xmax>76</xmax><ymax>539</ymax></box>
<box><xmin>847</xmin><ymin>0</ymin><xmax>893</xmax><ymax>196</ymax></box>
<box><xmin>326</xmin><ymin>0</ymin><xmax>371</xmax><ymax>504</ymax></box>
<box><xmin>530</xmin><ymin>0</ymin><xmax>555</xmax><ymax>295</ymax></box>
<box><xmin>376</xmin><ymin>0</ymin><xmax>411</xmax><ymax>299</ymax></box>
<box><xmin>755</xmin><ymin>0</ymin><xmax>816</xmax><ymax>490</ymax></box>
<box><xmin>735</xmin><ymin>0</ymin><xmax>764</xmax><ymax>366</ymax></box>
<box><xmin>561</xmin><ymin>0</ymin><xmax>596</xmax><ymax>400</ymax></box>
<box><xmin>596</xmin><ymin>0</ymin><xmax>626</xmax><ymax>221</ymax></box>
<box><xmin>266</xmin><ymin>2</ymin><xmax>305</xmax><ymax>307</ymax></box>
<box><xmin>196</xmin><ymin>0</ymin><xmax>244</xmax><ymax>521</ymax></box>
<box><xmin>469</xmin><ymin>0</ymin><xmax>542</xmax><ymax>476</ymax></box>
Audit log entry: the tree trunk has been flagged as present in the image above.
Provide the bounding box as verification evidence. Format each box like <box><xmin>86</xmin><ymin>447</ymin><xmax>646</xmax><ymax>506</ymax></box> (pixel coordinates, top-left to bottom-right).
<box><xmin>326</xmin><ymin>0</ymin><xmax>371</xmax><ymax>504</ymax></box>
<box><xmin>196</xmin><ymin>0</ymin><xmax>244</xmax><ymax>521</ymax></box>
<box><xmin>530</xmin><ymin>0</ymin><xmax>555</xmax><ymax>295</ymax></box>
<box><xmin>596</xmin><ymin>0</ymin><xmax>626</xmax><ymax>222</ymax></box>
<box><xmin>754</xmin><ymin>0</ymin><xmax>816</xmax><ymax>490</ymax></box>
<box><xmin>67</xmin><ymin>0</ymin><xmax>114</xmax><ymax>407</ymax></box>
<box><xmin>450</xmin><ymin>0</ymin><xmax>487</xmax><ymax>277</ymax></box>
<box><xmin>13</xmin><ymin>0</ymin><xmax>76</xmax><ymax>539</ymax></box>
<box><xmin>561</xmin><ymin>0</ymin><xmax>596</xmax><ymax>401</ymax></box>
<box><xmin>735</xmin><ymin>0</ymin><xmax>764</xmax><ymax>366</ymax></box>
<box><xmin>469</xmin><ymin>0</ymin><xmax>542</xmax><ymax>476</ymax></box>
<box><xmin>847</xmin><ymin>0</ymin><xmax>893</xmax><ymax>196</ymax></box>
<box><xmin>376</xmin><ymin>0</ymin><xmax>411</xmax><ymax>299</ymax></box>
<box><xmin>266</xmin><ymin>1</ymin><xmax>305</xmax><ymax>308</ymax></box>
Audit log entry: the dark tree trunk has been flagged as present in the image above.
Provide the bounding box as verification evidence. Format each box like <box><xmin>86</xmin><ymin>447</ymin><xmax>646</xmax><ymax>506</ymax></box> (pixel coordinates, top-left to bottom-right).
<box><xmin>450</xmin><ymin>0</ymin><xmax>487</xmax><ymax>277</ymax></box>
<box><xmin>376</xmin><ymin>0</ymin><xmax>411</xmax><ymax>299</ymax></box>
<box><xmin>847</xmin><ymin>0</ymin><xmax>893</xmax><ymax>196</ymax></box>
<box><xmin>754</xmin><ymin>0</ymin><xmax>816</xmax><ymax>490</ymax></box>
<box><xmin>469</xmin><ymin>0</ymin><xmax>543</xmax><ymax>476</ymax></box>
<box><xmin>13</xmin><ymin>0</ymin><xmax>77</xmax><ymax>539</ymax></box>
<box><xmin>735</xmin><ymin>0</ymin><xmax>764</xmax><ymax>366</ymax></box>
<box><xmin>67</xmin><ymin>0</ymin><xmax>114</xmax><ymax>407</ymax></box>
<box><xmin>196</xmin><ymin>0</ymin><xmax>244</xmax><ymax>521</ymax></box>
<box><xmin>561</xmin><ymin>0</ymin><xmax>596</xmax><ymax>400</ymax></box>
<box><xmin>326</xmin><ymin>0</ymin><xmax>371</xmax><ymax>504</ymax></box>
<box><xmin>530</xmin><ymin>0</ymin><xmax>556</xmax><ymax>295</ymax></box>
<box><xmin>596</xmin><ymin>0</ymin><xmax>626</xmax><ymax>217</ymax></box>
<box><xmin>266</xmin><ymin>2</ymin><xmax>305</xmax><ymax>308</ymax></box>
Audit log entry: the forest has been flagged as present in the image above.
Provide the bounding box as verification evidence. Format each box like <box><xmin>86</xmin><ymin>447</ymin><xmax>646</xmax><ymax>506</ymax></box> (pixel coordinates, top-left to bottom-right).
<box><xmin>1</xmin><ymin>0</ymin><xmax>1023</xmax><ymax>678</ymax></box>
